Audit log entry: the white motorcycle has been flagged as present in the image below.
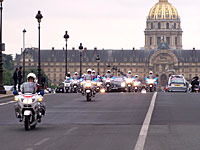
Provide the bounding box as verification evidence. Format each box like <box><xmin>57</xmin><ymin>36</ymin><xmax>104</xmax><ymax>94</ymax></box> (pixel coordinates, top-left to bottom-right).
<box><xmin>14</xmin><ymin>91</ymin><xmax>45</xmax><ymax>131</ymax></box>
<box><xmin>63</xmin><ymin>80</ymin><xmax>71</xmax><ymax>93</ymax></box>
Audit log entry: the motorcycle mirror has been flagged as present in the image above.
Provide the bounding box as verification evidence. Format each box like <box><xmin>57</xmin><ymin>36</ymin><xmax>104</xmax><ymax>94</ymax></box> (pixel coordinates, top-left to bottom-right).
<box><xmin>40</xmin><ymin>91</ymin><xmax>44</xmax><ymax>96</ymax></box>
<box><xmin>13</xmin><ymin>90</ymin><xmax>18</xmax><ymax>95</ymax></box>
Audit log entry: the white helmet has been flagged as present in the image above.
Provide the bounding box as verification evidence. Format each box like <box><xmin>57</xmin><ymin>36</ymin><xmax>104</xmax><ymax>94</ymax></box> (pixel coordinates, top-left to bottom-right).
<box><xmin>27</xmin><ymin>73</ymin><xmax>36</xmax><ymax>82</ymax></box>
<box><xmin>149</xmin><ymin>71</ymin><xmax>153</xmax><ymax>74</ymax></box>
<box><xmin>135</xmin><ymin>75</ymin><xmax>138</xmax><ymax>78</ymax></box>
<box><xmin>128</xmin><ymin>71</ymin><xmax>132</xmax><ymax>74</ymax></box>
<box><xmin>67</xmin><ymin>72</ymin><xmax>71</xmax><ymax>74</ymax></box>
<box><xmin>87</xmin><ymin>69</ymin><xmax>92</xmax><ymax>73</ymax></box>
<box><xmin>107</xmin><ymin>70</ymin><xmax>111</xmax><ymax>73</ymax></box>
<box><xmin>74</xmin><ymin>72</ymin><xmax>78</xmax><ymax>75</ymax></box>
<box><xmin>92</xmin><ymin>70</ymin><xmax>96</xmax><ymax>73</ymax></box>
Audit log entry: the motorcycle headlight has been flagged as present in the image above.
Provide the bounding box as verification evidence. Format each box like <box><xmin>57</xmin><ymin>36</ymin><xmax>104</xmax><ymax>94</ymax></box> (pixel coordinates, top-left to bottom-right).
<box><xmin>97</xmin><ymin>82</ymin><xmax>101</xmax><ymax>86</ymax></box>
<box><xmin>85</xmin><ymin>82</ymin><xmax>92</xmax><ymax>87</ymax></box>
<box><xmin>121</xmin><ymin>82</ymin><xmax>126</xmax><ymax>87</ymax></box>
<box><xmin>14</xmin><ymin>96</ymin><xmax>19</xmax><ymax>102</ymax></box>
<box><xmin>38</xmin><ymin>97</ymin><xmax>43</xmax><ymax>102</ymax></box>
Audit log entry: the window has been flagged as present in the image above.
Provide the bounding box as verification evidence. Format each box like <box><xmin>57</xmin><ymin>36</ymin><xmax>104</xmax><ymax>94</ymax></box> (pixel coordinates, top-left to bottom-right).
<box><xmin>48</xmin><ymin>68</ymin><xmax>50</xmax><ymax>72</ymax></box>
<box><xmin>151</xmin><ymin>23</ymin><xmax>154</xmax><ymax>29</ymax></box>
<box><xmin>60</xmin><ymin>68</ymin><xmax>62</xmax><ymax>72</ymax></box>
<box><xmin>166</xmin><ymin>23</ymin><xmax>169</xmax><ymax>29</ymax></box>
<box><xmin>60</xmin><ymin>74</ymin><xmax>62</xmax><ymax>79</ymax></box>
<box><xmin>157</xmin><ymin>37</ymin><xmax>161</xmax><ymax>45</ymax></box>
<box><xmin>158</xmin><ymin>23</ymin><xmax>161</xmax><ymax>29</ymax></box>
<box><xmin>54</xmin><ymin>68</ymin><xmax>56</xmax><ymax>72</ymax></box>
<box><xmin>174</xmin><ymin>23</ymin><xmax>176</xmax><ymax>29</ymax></box>
<box><xmin>166</xmin><ymin>37</ymin><xmax>170</xmax><ymax>45</ymax></box>
<box><xmin>175</xmin><ymin>37</ymin><xmax>178</xmax><ymax>46</ymax></box>
<box><xmin>189</xmin><ymin>74</ymin><xmax>192</xmax><ymax>79</ymax></box>
<box><xmin>150</xmin><ymin>37</ymin><xmax>152</xmax><ymax>46</ymax></box>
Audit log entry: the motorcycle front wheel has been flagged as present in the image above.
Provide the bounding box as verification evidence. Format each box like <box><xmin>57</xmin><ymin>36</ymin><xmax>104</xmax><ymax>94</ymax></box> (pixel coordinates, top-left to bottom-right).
<box><xmin>86</xmin><ymin>94</ymin><xmax>91</xmax><ymax>101</ymax></box>
<box><xmin>24</xmin><ymin>116</ymin><xmax>30</xmax><ymax>131</ymax></box>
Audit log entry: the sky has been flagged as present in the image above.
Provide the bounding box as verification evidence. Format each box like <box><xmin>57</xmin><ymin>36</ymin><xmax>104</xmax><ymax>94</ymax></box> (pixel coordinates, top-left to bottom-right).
<box><xmin>3</xmin><ymin>0</ymin><xmax>200</xmax><ymax>56</ymax></box>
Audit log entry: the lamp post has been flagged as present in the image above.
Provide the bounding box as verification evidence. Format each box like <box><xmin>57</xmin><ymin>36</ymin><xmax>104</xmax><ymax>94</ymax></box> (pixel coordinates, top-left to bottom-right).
<box><xmin>79</xmin><ymin>43</ymin><xmax>83</xmax><ymax>77</ymax></box>
<box><xmin>0</xmin><ymin>0</ymin><xmax>6</xmax><ymax>94</ymax></box>
<box><xmin>22</xmin><ymin>29</ymin><xmax>26</xmax><ymax>83</ymax></box>
<box><xmin>96</xmin><ymin>55</ymin><xmax>100</xmax><ymax>75</ymax></box>
<box><xmin>63</xmin><ymin>31</ymin><xmax>69</xmax><ymax>77</ymax></box>
<box><xmin>35</xmin><ymin>10</ymin><xmax>43</xmax><ymax>87</ymax></box>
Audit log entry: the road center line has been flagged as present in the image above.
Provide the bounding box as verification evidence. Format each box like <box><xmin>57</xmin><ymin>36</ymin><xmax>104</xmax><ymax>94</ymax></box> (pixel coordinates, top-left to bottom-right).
<box><xmin>34</xmin><ymin>138</ymin><xmax>50</xmax><ymax>146</ymax></box>
<box><xmin>134</xmin><ymin>92</ymin><xmax>157</xmax><ymax>150</ymax></box>
<box><xmin>64</xmin><ymin>127</ymin><xmax>78</xmax><ymax>135</ymax></box>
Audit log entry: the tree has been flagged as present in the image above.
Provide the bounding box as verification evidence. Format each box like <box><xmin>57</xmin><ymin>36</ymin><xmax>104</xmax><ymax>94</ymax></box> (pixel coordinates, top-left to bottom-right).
<box><xmin>3</xmin><ymin>54</ymin><xmax>14</xmax><ymax>85</ymax></box>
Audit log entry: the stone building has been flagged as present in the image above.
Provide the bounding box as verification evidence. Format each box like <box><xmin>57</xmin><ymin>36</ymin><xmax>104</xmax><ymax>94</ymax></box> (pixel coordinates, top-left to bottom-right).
<box><xmin>14</xmin><ymin>0</ymin><xmax>200</xmax><ymax>86</ymax></box>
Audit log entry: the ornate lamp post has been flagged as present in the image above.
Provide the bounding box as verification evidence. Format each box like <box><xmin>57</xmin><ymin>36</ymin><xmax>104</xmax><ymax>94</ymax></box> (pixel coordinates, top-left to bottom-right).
<box><xmin>79</xmin><ymin>43</ymin><xmax>83</xmax><ymax>77</ymax></box>
<box><xmin>22</xmin><ymin>29</ymin><xmax>26</xmax><ymax>83</ymax></box>
<box><xmin>96</xmin><ymin>55</ymin><xmax>100</xmax><ymax>75</ymax></box>
<box><xmin>0</xmin><ymin>0</ymin><xmax>6</xmax><ymax>94</ymax></box>
<box><xmin>35</xmin><ymin>11</ymin><xmax>43</xmax><ymax>87</ymax></box>
<box><xmin>63</xmin><ymin>31</ymin><xmax>69</xmax><ymax>77</ymax></box>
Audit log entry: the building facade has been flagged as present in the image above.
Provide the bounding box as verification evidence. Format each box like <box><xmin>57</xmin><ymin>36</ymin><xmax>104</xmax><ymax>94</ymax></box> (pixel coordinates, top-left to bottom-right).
<box><xmin>14</xmin><ymin>0</ymin><xmax>199</xmax><ymax>86</ymax></box>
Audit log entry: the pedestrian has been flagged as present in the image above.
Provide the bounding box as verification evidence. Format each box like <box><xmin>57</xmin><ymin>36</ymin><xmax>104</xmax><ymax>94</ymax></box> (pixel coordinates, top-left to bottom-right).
<box><xmin>41</xmin><ymin>75</ymin><xmax>46</xmax><ymax>90</ymax></box>
<box><xmin>18</xmin><ymin>67</ymin><xmax>22</xmax><ymax>92</ymax></box>
<box><xmin>13</xmin><ymin>68</ymin><xmax>18</xmax><ymax>91</ymax></box>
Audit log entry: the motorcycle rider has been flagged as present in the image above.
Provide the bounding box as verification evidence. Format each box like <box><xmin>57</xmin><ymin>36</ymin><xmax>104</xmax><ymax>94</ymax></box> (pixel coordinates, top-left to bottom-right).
<box><xmin>15</xmin><ymin>73</ymin><xmax>46</xmax><ymax>122</ymax></box>
<box><xmin>67</xmin><ymin>72</ymin><xmax>71</xmax><ymax>78</ymax></box>
<box><xmin>134</xmin><ymin>75</ymin><xmax>140</xmax><ymax>82</ymax></box>
<box><xmin>72</xmin><ymin>72</ymin><xmax>79</xmax><ymax>80</ymax></box>
<box><xmin>92</xmin><ymin>70</ymin><xmax>97</xmax><ymax>80</ymax></box>
<box><xmin>127</xmin><ymin>71</ymin><xmax>133</xmax><ymax>78</ymax></box>
<box><xmin>147</xmin><ymin>71</ymin><xmax>155</xmax><ymax>79</ymax></box>
<box><xmin>104</xmin><ymin>70</ymin><xmax>112</xmax><ymax>78</ymax></box>
<box><xmin>191</xmin><ymin>76</ymin><xmax>199</xmax><ymax>92</ymax></box>
<box><xmin>84</xmin><ymin>69</ymin><xmax>93</xmax><ymax>81</ymax></box>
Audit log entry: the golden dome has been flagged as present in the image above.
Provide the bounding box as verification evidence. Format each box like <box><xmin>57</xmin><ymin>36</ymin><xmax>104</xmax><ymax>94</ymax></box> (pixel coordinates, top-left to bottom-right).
<box><xmin>148</xmin><ymin>0</ymin><xmax>179</xmax><ymax>20</ymax></box>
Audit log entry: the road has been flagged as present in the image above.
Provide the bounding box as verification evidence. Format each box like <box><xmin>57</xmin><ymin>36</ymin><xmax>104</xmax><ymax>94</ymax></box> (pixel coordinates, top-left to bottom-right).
<box><xmin>0</xmin><ymin>92</ymin><xmax>200</xmax><ymax>150</ymax></box>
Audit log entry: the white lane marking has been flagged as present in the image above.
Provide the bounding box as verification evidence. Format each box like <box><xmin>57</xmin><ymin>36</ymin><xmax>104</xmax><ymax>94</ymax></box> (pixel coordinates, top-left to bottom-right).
<box><xmin>0</xmin><ymin>101</ymin><xmax>15</xmax><ymax>106</ymax></box>
<box><xmin>25</xmin><ymin>148</ymin><xmax>33</xmax><ymax>150</ymax></box>
<box><xmin>64</xmin><ymin>127</ymin><xmax>78</xmax><ymax>135</ymax></box>
<box><xmin>134</xmin><ymin>92</ymin><xmax>157</xmax><ymax>150</ymax></box>
<box><xmin>34</xmin><ymin>138</ymin><xmax>50</xmax><ymax>146</ymax></box>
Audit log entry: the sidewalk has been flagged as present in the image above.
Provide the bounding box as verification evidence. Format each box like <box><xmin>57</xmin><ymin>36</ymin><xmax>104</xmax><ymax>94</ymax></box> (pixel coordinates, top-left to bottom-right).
<box><xmin>0</xmin><ymin>91</ymin><xmax>13</xmax><ymax>99</ymax></box>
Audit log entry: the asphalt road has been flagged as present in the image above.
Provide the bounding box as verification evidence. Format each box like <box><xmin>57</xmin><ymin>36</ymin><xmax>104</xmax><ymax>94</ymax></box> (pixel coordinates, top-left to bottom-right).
<box><xmin>0</xmin><ymin>92</ymin><xmax>200</xmax><ymax>150</ymax></box>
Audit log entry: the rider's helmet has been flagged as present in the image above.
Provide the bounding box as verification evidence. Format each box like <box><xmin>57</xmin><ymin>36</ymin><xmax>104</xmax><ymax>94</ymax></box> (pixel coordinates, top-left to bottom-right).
<box><xmin>128</xmin><ymin>71</ymin><xmax>132</xmax><ymax>74</ymax></box>
<box><xmin>135</xmin><ymin>75</ymin><xmax>138</xmax><ymax>78</ymax></box>
<box><xmin>149</xmin><ymin>71</ymin><xmax>153</xmax><ymax>75</ymax></box>
<box><xmin>92</xmin><ymin>70</ymin><xmax>96</xmax><ymax>74</ymax></box>
<box><xmin>87</xmin><ymin>69</ymin><xmax>92</xmax><ymax>74</ymax></box>
<box><xmin>74</xmin><ymin>72</ymin><xmax>78</xmax><ymax>75</ymax></box>
<box><xmin>107</xmin><ymin>70</ymin><xmax>111</xmax><ymax>73</ymax></box>
<box><xmin>27</xmin><ymin>73</ymin><xmax>36</xmax><ymax>82</ymax></box>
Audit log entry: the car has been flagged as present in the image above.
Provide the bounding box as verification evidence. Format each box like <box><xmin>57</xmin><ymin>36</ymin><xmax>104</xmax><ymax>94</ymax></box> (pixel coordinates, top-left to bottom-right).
<box><xmin>110</xmin><ymin>77</ymin><xmax>126</xmax><ymax>92</ymax></box>
<box><xmin>168</xmin><ymin>75</ymin><xmax>187</xmax><ymax>92</ymax></box>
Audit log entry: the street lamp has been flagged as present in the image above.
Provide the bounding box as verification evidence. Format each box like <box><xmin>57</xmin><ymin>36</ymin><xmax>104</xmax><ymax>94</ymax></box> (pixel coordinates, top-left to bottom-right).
<box><xmin>79</xmin><ymin>43</ymin><xmax>83</xmax><ymax>77</ymax></box>
<box><xmin>0</xmin><ymin>0</ymin><xmax>6</xmax><ymax>94</ymax></box>
<box><xmin>63</xmin><ymin>31</ymin><xmax>69</xmax><ymax>77</ymax></box>
<box><xmin>35</xmin><ymin>10</ymin><xmax>43</xmax><ymax>88</ymax></box>
<box><xmin>22</xmin><ymin>29</ymin><xmax>26</xmax><ymax>83</ymax></box>
<box><xmin>96</xmin><ymin>55</ymin><xmax>100</xmax><ymax>75</ymax></box>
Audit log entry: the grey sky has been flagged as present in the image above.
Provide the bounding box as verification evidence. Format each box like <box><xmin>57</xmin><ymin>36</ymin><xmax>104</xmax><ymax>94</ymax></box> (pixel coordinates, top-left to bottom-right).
<box><xmin>3</xmin><ymin>0</ymin><xmax>200</xmax><ymax>55</ymax></box>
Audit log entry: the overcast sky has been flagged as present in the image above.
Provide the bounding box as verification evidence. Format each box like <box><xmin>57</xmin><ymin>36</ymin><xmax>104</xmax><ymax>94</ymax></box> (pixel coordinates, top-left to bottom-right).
<box><xmin>3</xmin><ymin>0</ymin><xmax>200</xmax><ymax>55</ymax></box>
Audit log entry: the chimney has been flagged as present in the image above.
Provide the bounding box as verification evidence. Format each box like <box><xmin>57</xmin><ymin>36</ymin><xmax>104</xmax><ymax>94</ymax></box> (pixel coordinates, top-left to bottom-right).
<box><xmin>72</xmin><ymin>47</ymin><xmax>75</xmax><ymax>56</ymax></box>
<box><xmin>84</xmin><ymin>47</ymin><xmax>87</xmax><ymax>57</ymax></box>
<box><xmin>94</xmin><ymin>47</ymin><xmax>97</xmax><ymax>56</ymax></box>
<box><xmin>52</xmin><ymin>47</ymin><xmax>54</xmax><ymax>50</ymax></box>
<box><xmin>63</xmin><ymin>47</ymin><xmax>65</xmax><ymax>51</ymax></box>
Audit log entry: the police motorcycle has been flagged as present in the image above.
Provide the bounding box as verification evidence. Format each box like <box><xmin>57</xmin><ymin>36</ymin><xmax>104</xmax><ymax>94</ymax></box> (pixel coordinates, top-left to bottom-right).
<box><xmin>63</xmin><ymin>77</ymin><xmax>72</xmax><ymax>93</ymax></box>
<box><xmin>145</xmin><ymin>77</ymin><xmax>158</xmax><ymax>92</ymax></box>
<box><xmin>13</xmin><ymin>73</ymin><xmax>45</xmax><ymax>131</ymax></box>
<box><xmin>71</xmin><ymin>79</ymin><xmax>79</xmax><ymax>93</ymax></box>
<box><xmin>82</xmin><ymin>80</ymin><xmax>95</xmax><ymax>101</ymax></box>
<box><xmin>93</xmin><ymin>76</ymin><xmax>103</xmax><ymax>93</ymax></box>
<box><xmin>132</xmin><ymin>75</ymin><xmax>141</xmax><ymax>92</ymax></box>
<box><xmin>124</xmin><ymin>77</ymin><xmax>134</xmax><ymax>92</ymax></box>
<box><xmin>102</xmin><ymin>77</ymin><xmax>113</xmax><ymax>92</ymax></box>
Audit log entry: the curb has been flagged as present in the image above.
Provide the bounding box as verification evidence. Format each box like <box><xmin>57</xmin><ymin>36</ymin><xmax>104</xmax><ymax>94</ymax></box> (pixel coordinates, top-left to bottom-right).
<box><xmin>0</xmin><ymin>94</ymin><xmax>13</xmax><ymax>99</ymax></box>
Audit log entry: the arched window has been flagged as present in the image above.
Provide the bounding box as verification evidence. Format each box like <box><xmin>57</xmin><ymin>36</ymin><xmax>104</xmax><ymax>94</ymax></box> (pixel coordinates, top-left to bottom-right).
<box><xmin>151</xmin><ymin>23</ymin><xmax>154</xmax><ymax>29</ymax></box>
<box><xmin>174</xmin><ymin>23</ymin><xmax>176</xmax><ymax>29</ymax></box>
<box><xmin>166</xmin><ymin>23</ymin><xmax>169</xmax><ymax>29</ymax></box>
<box><xmin>158</xmin><ymin>23</ymin><xmax>161</xmax><ymax>29</ymax></box>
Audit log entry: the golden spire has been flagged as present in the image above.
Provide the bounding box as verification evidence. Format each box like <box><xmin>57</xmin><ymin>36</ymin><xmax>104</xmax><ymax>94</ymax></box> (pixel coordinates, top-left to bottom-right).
<box><xmin>159</xmin><ymin>0</ymin><xmax>168</xmax><ymax>2</ymax></box>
